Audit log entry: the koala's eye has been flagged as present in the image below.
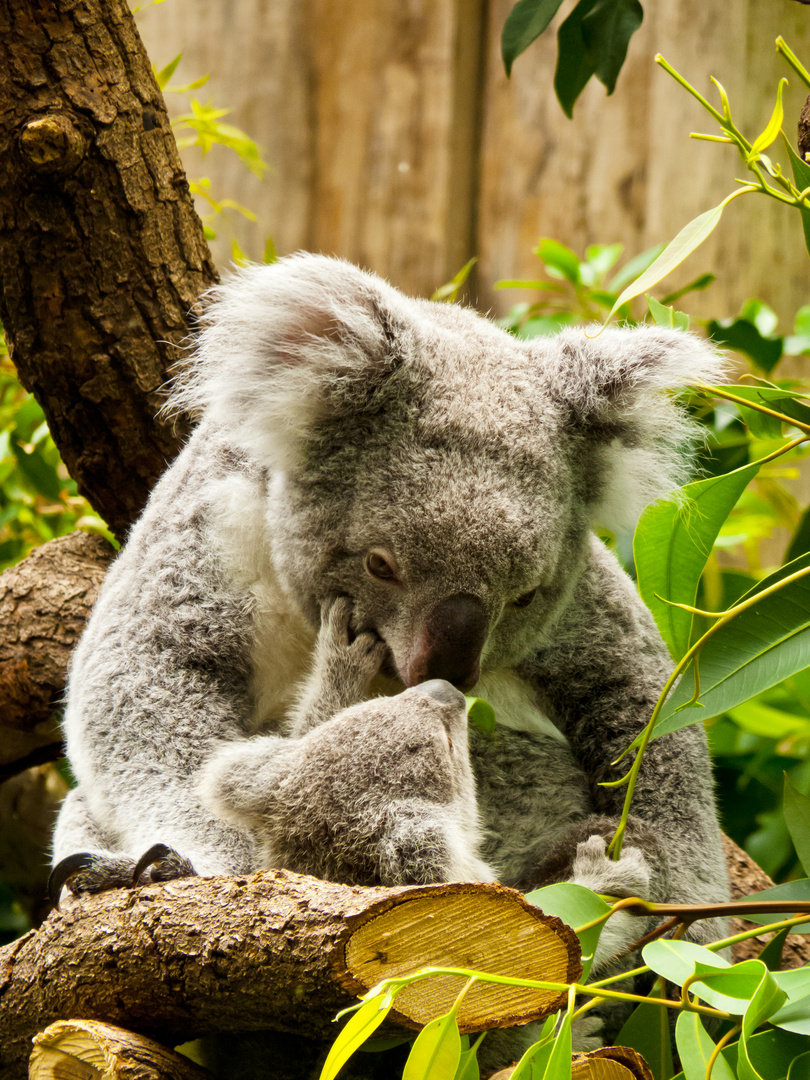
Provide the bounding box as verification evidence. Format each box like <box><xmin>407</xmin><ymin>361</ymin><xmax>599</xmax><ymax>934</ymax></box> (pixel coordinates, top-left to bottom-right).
<box><xmin>512</xmin><ymin>587</ymin><xmax>538</xmax><ymax>610</ymax></box>
<box><xmin>364</xmin><ymin>549</ymin><xmax>399</xmax><ymax>583</ymax></box>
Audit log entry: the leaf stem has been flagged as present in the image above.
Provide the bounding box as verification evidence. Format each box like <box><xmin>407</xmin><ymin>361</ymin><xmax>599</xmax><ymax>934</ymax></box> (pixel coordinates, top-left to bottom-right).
<box><xmin>706</xmin><ymin>1024</ymin><xmax>740</xmax><ymax>1080</ymax></box>
<box><xmin>694</xmin><ymin>385</ymin><xmax>810</xmax><ymax>436</ymax></box>
<box><xmin>777</xmin><ymin>37</ymin><xmax>810</xmax><ymax>90</ymax></box>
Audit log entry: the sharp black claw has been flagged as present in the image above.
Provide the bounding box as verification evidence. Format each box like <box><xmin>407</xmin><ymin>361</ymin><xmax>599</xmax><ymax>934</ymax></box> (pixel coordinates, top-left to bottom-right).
<box><xmin>131</xmin><ymin>842</ymin><xmax>174</xmax><ymax>886</ymax></box>
<box><xmin>48</xmin><ymin>852</ymin><xmax>96</xmax><ymax>909</ymax></box>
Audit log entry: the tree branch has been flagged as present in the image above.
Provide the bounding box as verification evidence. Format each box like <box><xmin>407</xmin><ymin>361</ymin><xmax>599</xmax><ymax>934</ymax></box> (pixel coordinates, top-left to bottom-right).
<box><xmin>0</xmin><ymin>872</ymin><xmax>579</xmax><ymax>1079</ymax></box>
<box><xmin>0</xmin><ymin>531</ymin><xmax>113</xmax><ymax>781</ymax></box>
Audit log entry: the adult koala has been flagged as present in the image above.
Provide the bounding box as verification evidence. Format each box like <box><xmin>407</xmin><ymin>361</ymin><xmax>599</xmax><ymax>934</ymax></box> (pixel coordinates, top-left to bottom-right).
<box><xmin>52</xmin><ymin>254</ymin><xmax>729</xmax><ymax>1040</ymax></box>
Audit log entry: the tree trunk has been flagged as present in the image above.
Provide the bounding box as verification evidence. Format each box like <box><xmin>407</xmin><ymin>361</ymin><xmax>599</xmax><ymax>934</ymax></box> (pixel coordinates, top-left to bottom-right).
<box><xmin>0</xmin><ymin>0</ymin><xmax>216</xmax><ymax>537</ymax></box>
<box><xmin>0</xmin><ymin>531</ymin><xmax>113</xmax><ymax>781</ymax></box>
<box><xmin>0</xmin><ymin>871</ymin><xmax>579</xmax><ymax>1079</ymax></box>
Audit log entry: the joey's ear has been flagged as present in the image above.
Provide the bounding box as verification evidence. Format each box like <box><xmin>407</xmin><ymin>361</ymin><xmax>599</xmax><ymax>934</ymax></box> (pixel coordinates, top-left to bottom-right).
<box><xmin>166</xmin><ymin>253</ymin><xmax>414</xmax><ymax>469</ymax></box>
<box><xmin>534</xmin><ymin>325</ymin><xmax>728</xmax><ymax>532</ymax></box>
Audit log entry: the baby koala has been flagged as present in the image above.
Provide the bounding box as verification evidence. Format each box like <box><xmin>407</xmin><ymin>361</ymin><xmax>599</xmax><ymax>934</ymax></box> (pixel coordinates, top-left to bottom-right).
<box><xmin>200</xmin><ymin>680</ymin><xmax>495</xmax><ymax>887</ymax></box>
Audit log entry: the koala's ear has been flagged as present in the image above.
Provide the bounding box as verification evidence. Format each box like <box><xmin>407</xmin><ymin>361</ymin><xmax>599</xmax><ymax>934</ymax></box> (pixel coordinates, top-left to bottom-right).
<box><xmin>166</xmin><ymin>253</ymin><xmax>413</xmax><ymax>469</ymax></box>
<box><xmin>534</xmin><ymin>325</ymin><xmax>728</xmax><ymax>532</ymax></box>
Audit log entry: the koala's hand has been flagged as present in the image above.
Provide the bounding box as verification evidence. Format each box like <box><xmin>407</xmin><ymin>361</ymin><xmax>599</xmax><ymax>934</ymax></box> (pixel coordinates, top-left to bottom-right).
<box><xmin>288</xmin><ymin>596</ymin><xmax>387</xmax><ymax>735</ymax></box>
<box><xmin>571</xmin><ymin>835</ymin><xmax>652</xmax><ymax>975</ymax></box>
<box><xmin>49</xmin><ymin>844</ymin><xmax>197</xmax><ymax>908</ymax></box>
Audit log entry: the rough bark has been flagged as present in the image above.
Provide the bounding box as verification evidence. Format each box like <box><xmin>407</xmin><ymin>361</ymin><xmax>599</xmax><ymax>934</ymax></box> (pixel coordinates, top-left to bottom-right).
<box><xmin>724</xmin><ymin>833</ymin><xmax>810</xmax><ymax>968</ymax></box>
<box><xmin>0</xmin><ymin>531</ymin><xmax>113</xmax><ymax>781</ymax></box>
<box><xmin>0</xmin><ymin>0</ymin><xmax>216</xmax><ymax>537</ymax></box>
<box><xmin>0</xmin><ymin>871</ymin><xmax>579</xmax><ymax>1079</ymax></box>
<box><xmin>30</xmin><ymin>1019</ymin><xmax>213</xmax><ymax>1080</ymax></box>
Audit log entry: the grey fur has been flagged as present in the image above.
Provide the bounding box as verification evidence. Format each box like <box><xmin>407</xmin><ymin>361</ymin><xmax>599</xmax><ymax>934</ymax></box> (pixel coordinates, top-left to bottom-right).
<box><xmin>54</xmin><ymin>254</ymin><xmax>731</xmax><ymax>1063</ymax></box>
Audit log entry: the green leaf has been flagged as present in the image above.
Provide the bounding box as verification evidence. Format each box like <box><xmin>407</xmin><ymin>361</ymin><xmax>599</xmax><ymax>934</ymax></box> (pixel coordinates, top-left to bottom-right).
<box><xmin>465</xmin><ymin>697</ymin><xmax>496</xmax><ymax>734</ymax></box>
<box><xmin>736</xmin><ymin>879</ymin><xmax>810</xmax><ymax>932</ymax></box>
<box><xmin>675</xmin><ymin>1012</ymin><xmax>736</xmax><ymax>1080</ymax></box>
<box><xmin>707</xmin><ymin>318</ymin><xmax>783</xmax><ymax>374</ymax></box>
<box><xmin>581</xmin><ymin>0</ymin><xmax>643</xmax><ymax>95</ymax></box>
<box><xmin>769</xmin><ymin>990</ymin><xmax>810</xmax><ymax>1036</ymax></box>
<box><xmin>789</xmin><ymin>1051</ymin><xmax>810</xmax><ymax>1080</ymax></box>
<box><xmin>660</xmin><ymin>273</ymin><xmax>716</xmax><ymax>305</ymax></box>
<box><xmin>554</xmin><ymin>0</ymin><xmax>599</xmax><ymax>118</ymax></box>
<box><xmin>634</xmin><ymin>458</ymin><xmax>764</xmax><ymax>661</ymax></box>
<box><xmin>320</xmin><ymin>994</ymin><xmax>394</xmax><ymax>1080</ymax></box>
<box><xmin>787</xmin><ymin>507</ymin><xmax>810</xmax><ymax>562</ymax></box>
<box><xmin>534</xmin><ymin>238</ymin><xmax>582</xmax><ymax>284</ymax></box>
<box><xmin>757</xmin><ymin>927</ymin><xmax>790</xmax><ymax>972</ymax></box>
<box><xmin>502</xmin><ymin>0</ymin><xmax>567</xmax><ymax>76</ymax></box>
<box><xmin>654</xmin><ymin>552</ymin><xmax>810</xmax><ymax>736</ymax></box>
<box><xmin>155</xmin><ymin>52</ymin><xmax>182</xmax><ymax>89</ymax></box>
<box><xmin>453</xmin><ymin>1043</ymin><xmax>481</xmax><ymax>1080</ymax></box>
<box><xmin>646</xmin><ymin>295</ymin><xmax>689</xmax><ymax>331</ymax></box>
<box><xmin>615</xmin><ymin>983</ymin><xmax>675</xmax><ymax>1080</ymax></box>
<box><xmin>431</xmin><ymin>258</ymin><xmax>478</xmax><ymax>303</ymax></box>
<box><xmin>784</xmin><ymin>775</ymin><xmax>810</xmax><ymax>876</ymax></box>
<box><xmin>608</xmin><ymin>244</ymin><xmax>665</xmax><ymax>292</ymax></box>
<box><xmin>750</xmin><ymin>79</ymin><xmax>788</xmax><ymax>159</ymax></box>
<box><xmin>784</xmin><ymin>136</ymin><xmax>810</xmax><ymax>260</ymax></box>
<box><xmin>738</xmin><ymin>961</ymin><xmax>789</xmax><ymax>1080</ymax></box>
<box><xmin>524</xmin><ymin>882</ymin><xmax>605</xmax><ymax>979</ymax></box>
<box><xmin>604</xmin><ymin>189</ymin><xmax>754</xmax><ymax>323</ymax></box>
<box><xmin>540</xmin><ymin>1006</ymin><xmax>573</xmax><ymax>1080</ymax></box>
<box><xmin>403</xmin><ymin>1011</ymin><xmax>462</xmax><ymax>1080</ymax></box>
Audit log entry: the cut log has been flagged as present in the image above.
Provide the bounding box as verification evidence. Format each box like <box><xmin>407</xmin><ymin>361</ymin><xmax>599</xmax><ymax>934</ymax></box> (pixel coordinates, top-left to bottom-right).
<box><xmin>0</xmin><ymin>532</ymin><xmax>113</xmax><ymax>781</ymax></box>
<box><xmin>0</xmin><ymin>871</ymin><xmax>580</xmax><ymax>1079</ymax></box>
<box><xmin>488</xmin><ymin>1046</ymin><xmax>653</xmax><ymax>1080</ymax></box>
<box><xmin>30</xmin><ymin>1019</ymin><xmax>213</xmax><ymax>1080</ymax></box>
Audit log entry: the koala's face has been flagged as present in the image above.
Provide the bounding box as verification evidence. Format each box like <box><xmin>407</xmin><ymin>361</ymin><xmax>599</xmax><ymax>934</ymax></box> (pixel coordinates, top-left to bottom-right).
<box><xmin>268</xmin><ymin>303</ymin><xmax>593</xmax><ymax>692</ymax></box>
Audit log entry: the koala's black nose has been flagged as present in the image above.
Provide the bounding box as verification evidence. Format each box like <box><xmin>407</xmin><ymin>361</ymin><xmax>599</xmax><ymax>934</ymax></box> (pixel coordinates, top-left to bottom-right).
<box><xmin>405</xmin><ymin>593</ymin><xmax>487</xmax><ymax>692</ymax></box>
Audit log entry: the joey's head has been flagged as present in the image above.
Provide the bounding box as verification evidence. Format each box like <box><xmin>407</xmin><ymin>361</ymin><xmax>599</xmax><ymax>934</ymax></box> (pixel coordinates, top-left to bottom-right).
<box><xmin>173</xmin><ymin>254</ymin><xmax>727</xmax><ymax>691</ymax></box>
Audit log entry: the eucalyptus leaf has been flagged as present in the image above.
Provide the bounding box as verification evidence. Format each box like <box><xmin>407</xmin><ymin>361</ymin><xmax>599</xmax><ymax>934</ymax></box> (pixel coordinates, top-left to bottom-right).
<box><xmin>784</xmin><ymin>775</ymin><xmax>810</xmax><ymax>876</ymax></box>
<box><xmin>502</xmin><ymin>0</ymin><xmax>567</xmax><ymax>77</ymax></box>
<box><xmin>707</xmin><ymin>318</ymin><xmax>783</xmax><ymax>375</ymax></box>
<box><xmin>554</xmin><ymin>0</ymin><xmax>599</xmax><ymax>118</ymax></box>
<box><xmin>675</xmin><ymin>1012</ymin><xmax>736</xmax><ymax>1080</ymax></box>
<box><xmin>320</xmin><ymin>995</ymin><xmax>394</xmax><ymax>1080</ymax></box>
<box><xmin>524</xmin><ymin>882</ymin><xmax>605</xmax><ymax>979</ymax></box>
<box><xmin>466</xmin><ymin>697</ymin><xmax>497</xmax><ymax>734</ymax></box>
<box><xmin>736</xmin><ymin>879</ymin><xmax>810</xmax><ymax>932</ymax></box>
<box><xmin>581</xmin><ymin>0</ymin><xmax>643</xmax><ymax>94</ymax></box>
<box><xmin>604</xmin><ymin>190</ymin><xmax>753</xmax><ymax>323</ymax></box>
<box><xmin>784</xmin><ymin>136</ymin><xmax>810</xmax><ymax>260</ymax></box>
<box><xmin>787</xmin><ymin>506</ymin><xmax>810</xmax><ymax>562</ymax></box>
<box><xmin>403</xmin><ymin>1011</ymin><xmax>462</xmax><ymax>1080</ymax></box>
<box><xmin>654</xmin><ymin>552</ymin><xmax>810</xmax><ymax>736</ymax></box>
<box><xmin>634</xmin><ymin>458</ymin><xmax>764</xmax><ymax>661</ymax></box>
<box><xmin>614</xmin><ymin>983</ymin><xmax>675</xmax><ymax>1080</ymax></box>
<box><xmin>788</xmin><ymin>1051</ymin><xmax>810</xmax><ymax>1080</ymax></box>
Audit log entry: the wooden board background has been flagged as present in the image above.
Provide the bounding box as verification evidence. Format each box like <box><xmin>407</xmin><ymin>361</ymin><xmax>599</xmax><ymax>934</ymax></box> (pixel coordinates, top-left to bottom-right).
<box><xmin>136</xmin><ymin>0</ymin><xmax>810</xmax><ymax>324</ymax></box>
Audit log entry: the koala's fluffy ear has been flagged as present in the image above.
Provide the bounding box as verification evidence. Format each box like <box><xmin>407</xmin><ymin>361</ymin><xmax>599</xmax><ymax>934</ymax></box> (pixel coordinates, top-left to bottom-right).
<box><xmin>166</xmin><ymin>253</ymin><xmax>413</xmax><ymax>470</ymax></box>
<box><xmin>534</xmin><ymin>325</ymin><xmax>729</xmax><ymax>532</ymax></box>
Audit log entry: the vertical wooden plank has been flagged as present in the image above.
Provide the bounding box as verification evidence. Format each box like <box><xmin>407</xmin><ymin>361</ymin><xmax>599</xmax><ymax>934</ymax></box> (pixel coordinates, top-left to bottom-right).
<box><xmin>137</xmin><ymin>0</ymin><xmax>483</xmax><ymax>297</ymax></box>
<box><xmin>478</xmin><ymin>0</ymin><xmax>810</xmax><ymax>324</ymax></box>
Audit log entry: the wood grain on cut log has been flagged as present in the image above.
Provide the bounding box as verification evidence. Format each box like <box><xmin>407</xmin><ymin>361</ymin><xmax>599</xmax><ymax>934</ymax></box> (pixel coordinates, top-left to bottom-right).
<box><xmin>30</xmin><ymin>1019</ymin><xmax>213</xmax><ymax>1080</ymax></box>
<box><xmin>0</xmin><ymin>531</ymin><xmax>113</xmax><ymax>781</ymax></box>
<box><xmin>489</xmin><ymin>1046</ymin><xmax>654</xmax><ymax>1080</ymax></box>
<box><xmin>0</xmin><ymin>0</ymin><xmax>216</xmax><ymax>536</ymax></box>
<box><xmin>0</xmin><ymin>871</ymin><xmax>579</xmax><ymax>1079</ymax></box>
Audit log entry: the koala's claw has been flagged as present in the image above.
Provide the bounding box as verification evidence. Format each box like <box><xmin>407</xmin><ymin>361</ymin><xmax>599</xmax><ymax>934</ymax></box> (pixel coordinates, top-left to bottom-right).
<box><xmin>131</xmin><ymin>843</ymin><xmax>197</xmax><ymax>885</ymax></box>
<box><xmin>49</xmin><ymin>851</ymin><xmax>138</xmax><ymax>907</ymax></box>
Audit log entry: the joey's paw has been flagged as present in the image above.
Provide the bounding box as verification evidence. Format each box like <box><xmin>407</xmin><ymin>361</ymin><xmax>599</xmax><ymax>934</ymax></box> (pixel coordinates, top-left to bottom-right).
<box><xmin>571</xmin><ymin>835</ymin><xmax>651</xmax><ymax>900</ymax></box>
<box><xmin>131</xmin><ymin>843</ymin><xmax>197</xmax><ymax>885</ymax></box>
<box><xmin>319</xmin><ymin>596</ymin><xmax>387</xmax><ymax>692</ymax></box>
<box><xmin>49</xmin><ymin>852</ymin><xmax>139</xmax><ymax>907</ymax></box>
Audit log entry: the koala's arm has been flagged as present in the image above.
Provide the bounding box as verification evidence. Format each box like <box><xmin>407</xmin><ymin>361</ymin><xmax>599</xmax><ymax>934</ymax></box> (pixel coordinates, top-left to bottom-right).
<box><xmin>54</xmin><ymin>435</ymin><xmax>264</xmax><ymax>880</ymax></box>
<box><xmin>522</xmin><ymin>536</ymin><xmax>729</xmax><ymax>937</ymax></box>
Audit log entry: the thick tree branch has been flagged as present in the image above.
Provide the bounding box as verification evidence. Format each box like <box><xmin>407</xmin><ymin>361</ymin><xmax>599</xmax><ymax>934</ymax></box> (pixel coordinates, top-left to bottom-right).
<box><xmin>0</xmin><ymin>531</ymin><xmax>113</xmax><ymax>780</ymax></box>
<box><xmin>0</xmin><ymin>872</ymin><xmax>579</xmax><ymax>1079</ymax></box>
<box><xmin>0</xmin><ymin>0</ymin><xmax>216</xmax><ymax>536</ymax></box>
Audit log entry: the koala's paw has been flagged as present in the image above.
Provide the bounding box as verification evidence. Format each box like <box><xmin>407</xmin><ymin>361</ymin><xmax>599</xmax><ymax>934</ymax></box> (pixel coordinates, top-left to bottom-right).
<box><xmin>49</xmin><ymin>844</ymin><xmax>197</xmax><ymax>908</ymax></box>
<box><xmin>571</xmin><ymin>1014</ymin><xmax>605</xmax><ymax>1053</ymax></box>
<box><xmin>49</xmin><ymin>851</ymin><xmax>139</xmax><ymax>906</ymax></box>
<box><xmin>570</xmin><ymin>835</ymin><xmax>651</xmax><ymax>900</ymax></box>
<box><xmin>318</xmin><ymin>596</ymin><xmax>388</xmax><ymax>700</ymax></box>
